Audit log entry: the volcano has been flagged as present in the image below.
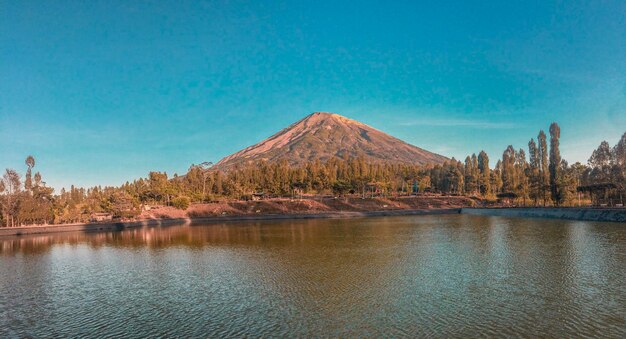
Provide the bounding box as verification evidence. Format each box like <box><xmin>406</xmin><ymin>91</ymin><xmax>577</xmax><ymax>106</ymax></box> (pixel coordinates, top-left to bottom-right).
<box><xmin>214</xmin><ymin>112</ymin><xmax>448</xmax><ymax>170</ymax></box>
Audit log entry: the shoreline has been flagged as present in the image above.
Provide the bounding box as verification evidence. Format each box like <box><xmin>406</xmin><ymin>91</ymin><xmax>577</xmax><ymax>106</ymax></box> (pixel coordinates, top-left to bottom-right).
<box><xmin>0</xmin><ymin>208</ymin><xmax>461</xmax><ymax>237</ymax></box>
<box><xmin>462</xmin><ymin>207</ymin><xmax>626</xmax><ymax>223</ymax></box>
<box><xmin>2</xmin><ymin>207</ymin><xmax>624</xmax><ymax>237</ymax></box>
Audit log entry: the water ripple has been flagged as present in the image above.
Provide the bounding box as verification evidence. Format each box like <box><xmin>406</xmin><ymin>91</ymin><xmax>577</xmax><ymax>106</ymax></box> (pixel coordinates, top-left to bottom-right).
<box><xmin>1</xmin><ymin>215</ymin><xmax>624</xmax><ymax>337</ymax></box>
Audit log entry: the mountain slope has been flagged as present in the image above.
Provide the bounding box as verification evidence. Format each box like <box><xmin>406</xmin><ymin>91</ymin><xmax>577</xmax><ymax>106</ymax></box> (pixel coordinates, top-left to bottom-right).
<box><xmin>214</xmin><ymin>112</ymin><xmax>448</xmax><ymax>170</ymax></box>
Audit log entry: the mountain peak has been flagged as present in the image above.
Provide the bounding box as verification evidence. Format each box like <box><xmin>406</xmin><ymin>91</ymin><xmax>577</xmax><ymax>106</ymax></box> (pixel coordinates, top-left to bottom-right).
<box><xmin>214</xmin><ymin>112</ymin><xmax>448</xmax><ymax>170</ymax></box>
<box><xmin>305</xmin><ymin>111</ymin><xmax>356</xmax><ymax>123</ymax></box>
<box><xmin>309</xmin><ymin>111</ymin><xmax>335</xmax><ymax>117</ymax></box>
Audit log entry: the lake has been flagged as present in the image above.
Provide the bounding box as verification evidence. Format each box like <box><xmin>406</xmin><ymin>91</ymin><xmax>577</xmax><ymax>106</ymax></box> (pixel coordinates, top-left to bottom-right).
<box><xmin>1</xmin><ymin>215</ymin><xmax>624</xmax><ymax>337</ymax></box>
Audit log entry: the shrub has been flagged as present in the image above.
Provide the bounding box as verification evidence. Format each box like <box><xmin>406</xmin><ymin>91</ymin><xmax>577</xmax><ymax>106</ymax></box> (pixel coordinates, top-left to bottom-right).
<box><xmin>172</xmin><ymin>196</ymin><xmax>191</xmax><ymax>210</ymax></box>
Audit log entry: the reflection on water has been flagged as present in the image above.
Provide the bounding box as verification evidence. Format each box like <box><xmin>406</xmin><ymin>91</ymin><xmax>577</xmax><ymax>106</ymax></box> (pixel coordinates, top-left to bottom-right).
<box><xmin>1</xmin><ymin>215</ymin><xmax>624</xmax><ymax>337</ymax></box>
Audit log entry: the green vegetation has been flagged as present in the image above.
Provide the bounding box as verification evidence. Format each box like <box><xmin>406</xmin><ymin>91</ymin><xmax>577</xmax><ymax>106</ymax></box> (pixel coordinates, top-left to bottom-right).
<box><xmin>172</xmin><ymin>196</ymin><xmax>191</xmax><ymax>210</ymax></box>
<box><xmin>1</xmin><ymin>124</ymin><xmax>625</xmax><ymax>227</ymax></box>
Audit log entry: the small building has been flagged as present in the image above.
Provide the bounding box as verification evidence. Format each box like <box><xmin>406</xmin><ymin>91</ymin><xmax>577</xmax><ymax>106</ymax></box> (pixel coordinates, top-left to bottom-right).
<box><xmin>577</xmin><ymin>183</ymin><xmax>621</xmax><ymax>206</ymax></box>
<box><xmin>90</xmin><ymin>213</ymin><xmax>113</xmax><ymax>222</ymax></box>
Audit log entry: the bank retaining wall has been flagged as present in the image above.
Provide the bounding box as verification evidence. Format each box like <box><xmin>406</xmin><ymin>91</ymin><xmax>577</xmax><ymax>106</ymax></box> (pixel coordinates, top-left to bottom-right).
<box><xmin>461</xmin><ymin>208</ymin><xmax>626</xmax><ymax>223</ymax></box>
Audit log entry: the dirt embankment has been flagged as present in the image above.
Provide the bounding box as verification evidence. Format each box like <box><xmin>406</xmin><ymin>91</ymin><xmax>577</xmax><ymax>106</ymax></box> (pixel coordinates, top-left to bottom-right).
<box><xmin>0</xmin><ymin>196</ymin><xmax>475</xmax><ymax>237</ymax></box>
<box><xmin>141</xmin><ymin>196</ymin><xmax>477</xmax><ymax>220</ymax></box>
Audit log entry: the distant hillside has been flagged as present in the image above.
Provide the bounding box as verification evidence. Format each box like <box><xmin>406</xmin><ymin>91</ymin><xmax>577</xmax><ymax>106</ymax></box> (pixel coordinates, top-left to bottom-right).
<box><xmin>214</xmin><ymin>112</ymin><xmax>448</xmax><ymax>170</ymax></box>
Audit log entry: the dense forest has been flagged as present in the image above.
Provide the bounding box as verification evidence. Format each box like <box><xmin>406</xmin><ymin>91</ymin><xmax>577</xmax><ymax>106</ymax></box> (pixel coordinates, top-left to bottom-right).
<box><xmin>1</xmin><ymin>123</ymin><xmax>625</xmax><ymax>227</ymax></box>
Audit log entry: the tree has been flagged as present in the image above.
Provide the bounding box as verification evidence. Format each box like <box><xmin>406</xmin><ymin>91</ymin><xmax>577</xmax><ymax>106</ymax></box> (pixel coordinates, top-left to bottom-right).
<box><xmin>471</xmin><ymin>154</ymin><xmax>479</xmax><ymax>194</ymax></box>
<box><xmin>147</xmin><ymin>172</ymin><xmax>170</xmax><ymax>204</ymax></box>
<box><xmin>557</xmin><ymin>160</ymin><xmax>578</xmax><ymax>206</ymax></box>
<box><xmin>34</xmin><ymin>172</ymin><xmax>42</xmax><ymax>187</ymax></box>
<box><xmin>214</xmin><ymin>171</ymin><xmax>224</xmax><ymax>195</ymax></box>
<box><xmin>528</xmin><ymin>138</ymin><xmax>540</xmax><ymax>205</ymax></box>
<box><xmin>1</xmin><ymin>169</ymin><xmax>21</xmax><ymax>227</ymax></box>
<box><xmin>588</xmin><ymin>141</ymin><xmax>613</xmax><ymax>183</ymax></box>
<box><xmin>464</xmin><ymin>155</ymin><xmax>479</xmax><ymax>195</ymax></box>
<box><xmin>454</xmin><ymin>160</ymin><xmax>465</xmax><ymax>194</ymax></box>
<box><xmin>502</xmin><ymin>146</ymin><xmax>516</xmax><ymax>193</ymax></box>
<box><xmin>104</xmin><ymin>191</ymin><xmax>138</xmax><ymax>218</ymax></box>
<box><xmin>418</xmin><ymin>175</ymin><xmax>431</xmax><ymax>193</ymax></box>
<box><xmin>585</xmin><ymin>134</ymin><xmax>626</xmax><ymax>206</ymax></box>
<box><xmin>441</xmin><ymin>159</ymin><xmax>464</xmax><ymax>194</ymax></box>
<box><xmin>612</xmin><ymin>133</ymin><xmax>626</xmax><ymax>198</ymax></box>
<box><xmin>549</xmin><ymin>123</ymin><xmax>562</xmax><ymax>205</ymax></box>
<box><xmin>492</xmin><ymin>160</ymin><xmax>504</xmax><ymax>195</ymax></box>
<box><xmin>477</xmin><ymin>151</ymin><xmax>491</xmax><ymax>196</ymax></box>
<box><xmin>538</xmin><ymin>130</ymin><xmax>549</xmax><ymax>205</ymax></box>
<box><xmin>613</xmin><ymin>132</ymin><xmax>626</xmax><ymax>168</ymax></box>
<box><xmin>568</xmin><ymin>162</ymin><xmax>588</xmax><ymax>206</ymax></box>
<box><xmin>189</xmin><ymin>162</ymin><xmax>214</xmax><ymax>202</ymax></box>
<box><xmin>19</xmin><ymin>180</ymin><xmax>55</xmax><ymax>225</ymax></box>
<box><xmin>24</xmin><ymin>155</ymin><xmax>35</xmax><ymax>192</ymax></box>
<box><xmin>516</xmin><ymin>148</ymin><xmax>529</xmax><ymax>205</ymax></box>
<box><xmin>332</xmin><ymin>179</ymin><xmax>352</xmax><ymax>196</ymax></box>
<box><xmin>0</xmin><ymin>180</ymin><xmax>4</xmax><ymax>226</ymax></box>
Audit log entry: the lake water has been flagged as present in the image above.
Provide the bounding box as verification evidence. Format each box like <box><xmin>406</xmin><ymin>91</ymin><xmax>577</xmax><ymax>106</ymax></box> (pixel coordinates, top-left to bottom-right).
<box><xmin>1</xmin><ymin>215</ymin><xmax>624</xmax><ymax>337</ymax></box>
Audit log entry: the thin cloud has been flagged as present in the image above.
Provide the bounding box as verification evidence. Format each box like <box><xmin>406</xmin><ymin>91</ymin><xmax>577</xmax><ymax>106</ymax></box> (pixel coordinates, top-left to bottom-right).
<box><xmin>398</xmin><ymin>119</ymin><xmax>517</xmax><ymax>129</ymax></box>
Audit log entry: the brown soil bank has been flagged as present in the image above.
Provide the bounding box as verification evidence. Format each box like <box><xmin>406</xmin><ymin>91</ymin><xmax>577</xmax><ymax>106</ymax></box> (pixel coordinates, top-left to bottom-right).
<box><xmin>180</xmin><ymin>196</ymin><xmax>475</xmax><ymax>219</ymax></box>
<box><xmin>0</xmin><ymin>196</ymin><xmax>475</xmax><ymax>237</ymax></box>
<box><xmin>462</xmin><ymin>208</ymin><xmax>626</xmax><ymax>223</ymax></box>
<box><xmin>0</xmin><ymin>209</ymin><xmax>461</xmax><ymax>237</ymax></box>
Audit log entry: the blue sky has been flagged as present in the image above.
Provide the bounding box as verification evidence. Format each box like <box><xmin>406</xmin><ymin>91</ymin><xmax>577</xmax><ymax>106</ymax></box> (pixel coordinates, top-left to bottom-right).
<box><xmin>1</xmin><ymin>0</ymin><xmax>625</xmax><ymax>190</ymax></box>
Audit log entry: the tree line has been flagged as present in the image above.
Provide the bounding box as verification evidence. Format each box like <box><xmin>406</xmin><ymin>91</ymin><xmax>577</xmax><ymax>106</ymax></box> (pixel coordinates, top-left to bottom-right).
<box><xmin>1</xmin><ymin>123</ymin><xmax>625</xmax><ymax>226</ymax></box>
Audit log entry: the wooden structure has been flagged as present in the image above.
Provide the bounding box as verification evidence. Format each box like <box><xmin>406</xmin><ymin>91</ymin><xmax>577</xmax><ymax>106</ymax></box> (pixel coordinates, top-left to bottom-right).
<box><xmin>577</xmin><ymin>183</ymin><xmax>622</xmax><ymax>207</ymax></box>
